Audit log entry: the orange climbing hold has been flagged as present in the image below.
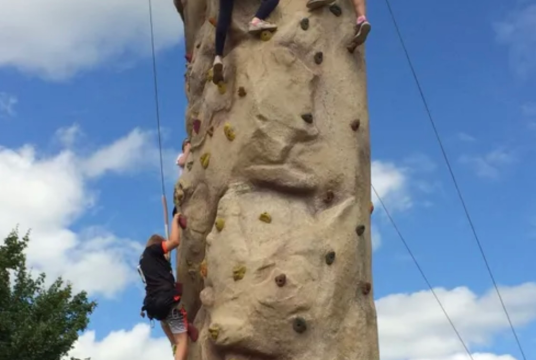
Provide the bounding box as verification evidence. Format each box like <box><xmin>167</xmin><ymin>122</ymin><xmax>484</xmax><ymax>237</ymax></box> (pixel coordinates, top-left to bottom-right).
<box><xmin>209</xmin><ymin>17</ymin><xmax>217</xmax><ymax>27</ymax></box>
<box><xmin>200</xmin><ymin>260</ymin><xmax>208</xmax><ymax>278</ymax></box>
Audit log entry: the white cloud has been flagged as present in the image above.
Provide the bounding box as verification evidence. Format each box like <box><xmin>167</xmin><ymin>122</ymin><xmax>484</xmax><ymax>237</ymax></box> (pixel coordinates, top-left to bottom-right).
<box><xmin>494</xmin><ymin>4</ymin><xmax>536</xmax><ymax>78</ymax></box>
<box><xmin>459</xmin><ymin>148</ymin><xmax>516</xmax><ymax>179</ymax></box>
<box><xmin>0</xmin><ymin>127</ymin><xmax>177</xmax><ymax>298</ymax></box>
<box><xmin>67</xmin><ymin>283</ymin><xmax>536</xmax><ymax>360</ymax></box>
<box><xmin>0</xmin><ymin>0</ymin><xmax>183</xmax><ymax>80</ymax></box>
<box><xmin>55</xmin><ymin>123</ymin><xmax>83</xmax><ymax>148</ymax></box>
<box><xmin>458</xmin><ymin>132</ymin><xmax>477</xmax><ymax>143</ymax></box>
<box><xmin>372</xmin><ymin>160</ymin><xmax>412</xmax><ymax>212</ymax></box>
<box><xmin>0</xmin><ymin>92</ymin><xmax>18</xmax><ymax>118</ymax></box>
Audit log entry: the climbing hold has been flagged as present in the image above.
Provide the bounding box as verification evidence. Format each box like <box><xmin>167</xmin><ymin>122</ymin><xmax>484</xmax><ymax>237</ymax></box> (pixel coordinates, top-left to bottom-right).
<box><xmin>215</xmin><ymin>218</ymin><xmax>225</xmax><ymax>232</ymax></box>
<box><xmin>186</xmin><ymin>161</ymin><xmax>193</xmax><ymax>171</ymax></box>
<box><xmin>347</xmin><ymin>40</ymin><xmax>359</xmax><ymax>54</ymax></box>
<box><xmin>188</xmin><ymin>269</ymin><xmax>196</xmax><ymax>280</ymax></box>
<box><xmin>196</xmin><ymin>43</ymin><xmax>201</xmax><ymax>49</ymax></box>
<box><xmin>293</xmin><ymin>317</ymin><xmax>307</xmax><ymax>334</ymax></box>
<box><xmin>208</xmin><ymin>17</ymin><xmax>217</xmax><ymax>27</ymax></box>
<box><xmin>370</xmin><ymin>202</ymin><xmax>374</xmax><ymax>214</ymax></box>
<box><xmin>186</xmin><ymin>260</ymin><xmax>193</xmax><ymax>266</ymax></box>
<box><xmin>232</xmin><ymin>265</ymin><xmax>246</xmax><ymax>281</ymax></box>
<box><xmin>325</xmin><ymin>251</ymin><xmax>336</xmax><ymax>265</ymax></box>
<box><xmin>350</xmin><ymin>119</ymin><xmax>360</xmax><ymax>131</ymax></box>
<box><xmin>300</xmin><ymin>18</ymin><xmax>309</xmax><ymax>30</ymax></box>
<box><xmin>260</xmin><ymin>30</ymin><xmax>273</xmax><ymax>42</ymax></box>
<box><xmin>275</xmin><ymin>274</ymin><xmax>286</xmax><ymax>287</ymax></box>
<box><xmin>206</xmin><ymin>68</ymin><xmax>214</xmax><ymax>82</ymax></box>
<box><xmin>238</xmin><ymin>87</ymin><xmax>247</xmax><ymax>97</ymax></box>
<box><xmin>259</xmin><ymin>212</ymin><xmax>272</xmax><ymax>223</ymax></box>
<box><xmin>185</xmin><ymin>53</ymin><xmax>193</xmax><ymax>63</ymax></box>
<box><xmin>314</xmin><ymin>52</ymin><xmax>323</xmax><ymax>65</ymax></box>
<box><xmin>172</xmin><ymin>344</ymin><xmax>177</xmax><ymax>355</ymax></box>
<box><xmin>178</xmin><ymin>214</ymin><xmax>187</xmax><ymax>229</ymax></box>
<box><xmin>176</xmin><ymin>191</ymin><xmax>184</xmax><ymax>205</ymax></box>
<box><xmin>362</xmin><ymin>282</ymin><xmax>372</xmax><ymax>295</ymax></box>
<box><xmin>200</xmin><ymin>153</ymin><xmax>210</xmax><ymax>169</ymax></box>
<box><xmin>193</xmin><ymin>119</ymin><xmax>201</xmax><ymax>134</ymax></box>
<box><xmin>217</xmin><ymin>82</ymin><xmax>227</xmax><ymax>95</ymax></box>
<box><xmin>200</xmin><ymin>260</ymin><xmax>208</xmax><ymax>279</ymax></box>
<box><xmin>224</xmin><ymin>123</ymin><xmax>236</xmax><ymax>141</ymax></box>
<box><xmin>207</xmin><ymin>126</ymin><xmax>214</xmax><ymax>137</ymax></box>
<box><xmin>323</xmin><ymin>190</ymin><xmax>334</xmax><ymax>204</ymax></box>
<box><xmin>208</xmin><ymin>325</ymin><xmax>219</xmax><ymax>340</ymax></box>
<box><xmin>329</xmin><ymin>4</ymin><xmax>342</xmax><ymax>16</ymax></box>
<box><xmin>356</xmin><ymin>224</ymin><xmax>366</xmax><ymax>236</ymax></box>
<box><xmin>301</xmin><ymin>113</ymin><xmax>313</xmax><ymax>124</ymax></box>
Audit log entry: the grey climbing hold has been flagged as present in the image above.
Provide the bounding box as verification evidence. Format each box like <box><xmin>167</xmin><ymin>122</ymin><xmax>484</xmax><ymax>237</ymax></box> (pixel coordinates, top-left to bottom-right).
<box><xmin>325</xmin><ymin>251</ymin><xmax>335</xmax><ymax>265</ymax></box>
<box><xmin>275</xmin><ymin>274</ymin><xmax>286</xmax><ymax>287</ymax></box>
<box><xmin>301</xmin><ymin>113</ymin><xmax>313</xmax><ymax>124</ymax></box>
<box><xmin>362</xmin><ymin>282</ymin><xmax>372</xmax><ymax>295</ymax></box>
<box><xmin>238</xmin><ymin>87</ymin><xmax>247</xmax><ymax>97</ymax></box>
<box><xmin>300</xmin><ymin>18</ymin><xmax>309</xmax><ymax>31</ymax></box>
<box><xmin>293</xmin><ymin>317</ymin><xmax>307</xmax><ymax>333</ymax></box>
<box><xmin>314</xmin><ymin>52</ymin><xmax>323</xmax><ymax>65</ymax></box>
<box><xmin>329</xmin><ymin>4</ymin><xmax>342</xmax><ymax>16</ymax></box>
<box><xmin>356</xmin><ymin>224</ymin><xmax>366</xmax><ymax>236</ymax></box>
<box><xmin>351</xmin><ymin>119</ymin><xmax>360</xmax><ymax>131</ymax></box>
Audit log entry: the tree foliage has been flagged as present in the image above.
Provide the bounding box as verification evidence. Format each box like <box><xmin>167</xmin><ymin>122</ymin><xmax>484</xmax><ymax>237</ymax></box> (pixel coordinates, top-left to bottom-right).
<box><xmin>0</xmin><ymin>229</ymin><xmax>97</xmax><ymax>360</ymax></box>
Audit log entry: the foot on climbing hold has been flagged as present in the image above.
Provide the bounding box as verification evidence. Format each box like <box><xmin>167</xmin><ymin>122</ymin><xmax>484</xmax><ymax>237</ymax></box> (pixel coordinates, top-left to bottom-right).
<box><xmin>301</xmin><ymin>113</ymin><xmax>313</xmax><ymax>124</ymax></box>
<box><xmin>356</xmin><ymin>224</ymin><xmax>366</xmax><ymax>236</ymax></box>
<box><xmin>238</xmin><ymin>86</ymin><xmax>247</xmax><ymax>97</ymax></box>
<box><xmin>200</xmin><ymin>260</ymin><xmax>208</xmax><ymax>278</ymax></box>
<box><xmin>232</xmin><ymin>265</ymin><xmax>246</xmax><ymax>281</ymax></box>
<box><xmin>200</xmin><ymin>153</ymin><xmax>211</xmax><ymax>169</ymax></box>
<box><xmin>193</xmin><ymin>119</ymin><xmax>201</xmax><ymax>134</ymax></box>
<box><xmin>329</xmin><ymin>4</ymin><xmax>342</xmax><ymax>16</ymax></box>
<box><xmin>370</xmin><ymin>201</ymin><xmax>374</xmax><ymax>214</ymax></box>
<box><xmin>207</xmin><ymin>126</ymin><xmax>214</xmax><ymax>137</ymax></box>
<box><xmin>224</xmin><ymin>123</ymin><xmax>236</xmax><ymax>141</ymax></box>
<box><xmin>260</xmin><ymin>30</ymin><xmax>274</xmax><ymax>42</ymax></box>
<box><xmin>259</xmin><ymin>212</ymin><xmax>272</xmax><ymax>223</ymax></box>
<box><xmin>306</xmin><ymin>0</ymin><xmax>334</xmax><ymax>10</ymax></box>
<box><xmin>186</xmin><ymin>161</ymin><xmax>193</xmax><ymax>171</ymax></box>
<box><xmin>362</xmin><ymin>282</ymin><xmax>372</xmax><ymax>295</ymax></box>
<box><xmin>248</xmin><ymin>19</ymin><xmax>277</xmax><ymax>35</ymax></box>
<box><xmin>293</xmin><ymin>317</ymin><xmax>307</xmax><ymax>333</ymax></box>
<box><xmin>208</xmin><ymin>325</ymin><xmax>219</xmax><ymax>340</ymax></box>
<box><xmin>217</xmin><ymin>82</ymin><xmax>227</xmax><ymax>94</ymax></box>
<box><xmin>178</xmin><ymin>214</ymin><xmax>187</xmax><ymax>229</ymax></box>
<box><xmin>314</xmin><ymin>51</ymin><xmax>323</xmax><ymax>65</ymax></box>
<box><xmin>209</xmin><ymin>17</ymin><xmax>217</xmax><ymax>27</ymax></box>
<box><xmin>300</xmin><ymin>18</ymin><xmax>310</xmax><ymax>31</ymax></box>
<box><xmin>323</xmin><ymin>190</ymin><xmax>334</xmax><ymax>204</ymax></box>
<box><xmin>347</xmin><ymin>19</ymin><xmax>371</xmax><ymax>53</ymax></box>
<box><xmin>275</xmin><ymin>274</ymin><xmax>286</xmax><ymax>287</ymax></box>
<box><xmin>215</xmin><ymin>218</ymin><xmax>225</xmax><ymax>231</ymax></box>
<box><xmin>350</xmin><ymin>119</ymin><xmax>360</xmax><ymax>131</ymax></box>
<box><xmin>212</xmin><ymin>59</ymin><xmax>224</xmax><ymax>85</ymax></box>
<box><xmin>325</xmin><ymin>251</ymin><xmax>336</xmax><ymax>265</ymax></box>
<box><xmin>187</xmin><ymin>322</ymin><xmax>199</xmax><ymax>342</ymax></box>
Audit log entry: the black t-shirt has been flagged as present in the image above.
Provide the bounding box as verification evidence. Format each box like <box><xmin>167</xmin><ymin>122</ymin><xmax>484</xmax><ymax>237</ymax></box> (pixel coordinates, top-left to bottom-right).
<box><xmin>138</xmin><ymin>243</ymin><xmax>175</xmax><ymax>298</ymax></box>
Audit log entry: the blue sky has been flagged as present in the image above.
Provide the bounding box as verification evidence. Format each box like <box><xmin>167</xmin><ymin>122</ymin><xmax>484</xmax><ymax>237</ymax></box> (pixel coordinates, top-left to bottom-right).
<box><xmin>1</xmin><ymin>0</ymin><xmax>535</xmax><ymax>359</ymax></box>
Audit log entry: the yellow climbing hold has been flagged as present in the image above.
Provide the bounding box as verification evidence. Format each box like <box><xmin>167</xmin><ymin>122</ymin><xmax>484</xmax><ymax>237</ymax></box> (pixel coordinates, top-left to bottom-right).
<box><xmin>200</xmin><ymin>153</ymin><xmax>210</xmax><ymax>169</ymax></box>
<box><xmin>223</xmin><ymin>123</ymin><xmax>235</xmax><ymax>141</ymax></box>
<box><xmin>208</xmin><ymin>325</ymin><xmax>219</xmax><ymax>340</ymax></box>
<box><xmin>233</xmin><ymin>265</ymin><xmax>246</xmax><ymax>281</ymax></box>
<box><xmin>172</xmin><ymin>344</ymin><xmax>177</xmax><ymax>355</ymax></box>
<box><xmin>217</xmin><ymin>82</ymin><xmax>227</xmax><ymax>95</ymax></box>
<box><xmin>200</xmin><ymin>259</ymin><xmax>208</xmax><ymax>279</ymax></box>
<box><xmin>206</xmin><ymin>68</ymin><xmax>213</xmax><ymax>82</ymax></box>
<box><xmin>215</xmin><ymin>218</ymin><xmax>225</xmax><ymax>231</ymax></box>
<box><xmin>260</xmin><ymin>30</ymin><xmax>273</xmax><ymax>41</ymax></box>
<box><xmin>259</xmin><ymin>212</ymin><xmax>272</xmax><ymax>223</ymax></box>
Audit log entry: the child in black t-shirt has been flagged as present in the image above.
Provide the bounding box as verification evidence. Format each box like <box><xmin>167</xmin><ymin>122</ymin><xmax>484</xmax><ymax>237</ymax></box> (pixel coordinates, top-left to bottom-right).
<box><xmin>138</xmin><ymin>213</ymin><xmax>198</xmax><ymax>360</ymax></box>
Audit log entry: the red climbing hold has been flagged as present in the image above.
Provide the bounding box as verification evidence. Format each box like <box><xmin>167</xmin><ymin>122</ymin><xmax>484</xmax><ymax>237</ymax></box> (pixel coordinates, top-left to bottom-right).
<box><xmin>185</xmin><ymin>53</ymin><xmax>193</xmax><ymax>63</ymax></box>
<box><xmin>178</xmin><ymin>214</ymin><xmax>187</xmax><ymax>229</ymax></box>
<box><xmin>188</xmin><ymin>322</ymin><xmax>199</xmax><ymax>342</ymax></box>
<box><xmin>193</xmin><ymin>119</ymin><xmax>201</xmax><ymax>134</ymax></box>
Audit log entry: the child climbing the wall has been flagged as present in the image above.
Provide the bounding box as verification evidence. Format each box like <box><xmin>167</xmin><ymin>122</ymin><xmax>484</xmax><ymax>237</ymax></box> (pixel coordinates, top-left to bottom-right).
<box><xmin>138</xmin><ymin>213</ymin><xmax>198</xmax><ymax>360</ymax></box>
<box><xmin>212</xmin><ymin>0</ymin><xmax>280</xmax><ymax>85</ymax></box>
<box><xmin>306</xmin><ymin>0</ymin><xmax>371</xmax><ymax>47</ymax></box>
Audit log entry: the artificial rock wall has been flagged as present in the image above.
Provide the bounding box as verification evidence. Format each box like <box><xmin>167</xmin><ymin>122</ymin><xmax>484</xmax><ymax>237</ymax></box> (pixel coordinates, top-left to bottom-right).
<box><xmin>174</xmin><ymin>0</ymin><xmax>379</xmax><ymax>359</ymax></box>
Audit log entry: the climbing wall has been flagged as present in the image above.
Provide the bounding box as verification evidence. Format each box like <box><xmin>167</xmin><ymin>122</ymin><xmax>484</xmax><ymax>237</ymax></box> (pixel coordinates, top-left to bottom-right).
<box><xmin>174</xmin><ymin>0</ymin><xmax>379</xmax><ymax>359</ymax></box>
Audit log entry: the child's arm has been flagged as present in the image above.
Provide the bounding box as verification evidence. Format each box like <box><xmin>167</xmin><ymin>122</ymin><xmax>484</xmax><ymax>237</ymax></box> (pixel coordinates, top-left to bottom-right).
<box><xmin>162</xmin><ymin>213</ymin><xmax>182</xmax><ymax>253</ymax></box>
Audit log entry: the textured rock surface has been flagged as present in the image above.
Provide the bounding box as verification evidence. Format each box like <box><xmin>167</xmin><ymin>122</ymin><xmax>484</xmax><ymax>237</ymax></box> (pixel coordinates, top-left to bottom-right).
<box><xmin>175</xmin><ymin>0</ymin><xmax>379</xmax><ymax>359</ymax></box>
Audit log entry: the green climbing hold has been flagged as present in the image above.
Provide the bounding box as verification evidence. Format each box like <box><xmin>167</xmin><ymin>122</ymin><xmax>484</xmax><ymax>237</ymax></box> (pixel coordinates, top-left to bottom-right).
<box><xmin>275</xmin><ymin>274</ymin><xmax>286</xmax><ymax>287</ymax></box>
<box><xmin>217</xmin><ymin>82</ymin><xmax>227</xmax><ymax>94</ymax></box>
<box><xmin>186</xmin><ymin>161</ymin><xmax>193</xmax><ymax>171</ymax></box>
<box><xmin>259</xmin><ymin>212</ymin><xmax>272</xmax><ymax>223</ymax></box>
<box><xmin>232</xmin><ymin>265</ymin><xmax>246</xmax><ymax>281</ymax></box>
<box><xmin>301</xmin><ymin>113</ymin><xmax>313</xmax><ymax>124</ymax></box>
<box><xmin>300</xmin><ymin>18</ymin><xmax>309</xmax><ymax>31</ymax></box>
<box><xmin>208</xmin><ymin>325</ymin><xmax>219</xmax><ymax>340</ymax></box>
<box><xmin>200</xmin><ymin>153</ymin><xmax>210</xmax><ymax>169</ymax></box>
<box><xmin>215</xmin><ymin>218</ymin><xmax>225</xmax><ymax>231</ymax></box>
<box><xmin>293</xmin><ymin>317</ymin><xmax>307</xmax><ymax>333</ymax></box>
<box><xmin>325</xmin><ymin>251</ymin><xmax>336</xmax><ymax>265</ymax></box>
<box><xmin>260</xmin><ymin>30</ymin><xmax>273</xmax><ymax>41</ymax></box>
<box><xmin>356</xmin><ymin>224</ymin><xmax>366</xmax><ymax>236</ymax></box>
<box><xmin>238</xmin><ymin>87</ymin><xmax>247</xmax><ymax>97</ymax></box>
<box><xmin>351</xmin><ymin>119</ymin><xmax>360</xmax><ymax>131</ymax></box>
<box><xmin>314</xmin><ymin>52</ymin><xmax>323</xmax><ymax>65</ymax></box>
<box><xmin>329</xmin><ymin>4</ymin><xmax>342</xmax><ymax>16</ymax></box>
<box><xmin>224</xmin><ymin>123</ymin><xmax>236</xmax><ymax>141</ymax></box>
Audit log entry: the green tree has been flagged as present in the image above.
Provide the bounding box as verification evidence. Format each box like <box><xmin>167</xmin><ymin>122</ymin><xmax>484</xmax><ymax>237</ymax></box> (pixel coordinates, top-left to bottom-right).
<box><xmin>0</xmin><ymin>229</ymin><xmax>97</xmax><ymax>360</ymax></box>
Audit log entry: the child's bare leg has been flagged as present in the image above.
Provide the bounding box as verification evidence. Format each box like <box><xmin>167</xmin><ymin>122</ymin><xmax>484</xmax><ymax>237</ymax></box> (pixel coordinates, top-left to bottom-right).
<box><xmin>161</xmin><ymin>321</ymin><xmax>176</xmax><ymax>345</ymax></box>
<box><xmin>351</xmin><ymin>0</ymin><xmax>366</xmax><ymax>18</ymax></box>
<box><xmin>173</xmin><ymin>332</ymin><xmax>188</xmax><ymax>360</ymax></box>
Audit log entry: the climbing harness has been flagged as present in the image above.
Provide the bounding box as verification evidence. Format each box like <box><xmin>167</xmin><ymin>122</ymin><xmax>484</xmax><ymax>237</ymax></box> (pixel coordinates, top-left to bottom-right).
<box><xmin>147</xmin><ymin>0</ymin><xmax>170</xmax><ymax>241</ymax></box>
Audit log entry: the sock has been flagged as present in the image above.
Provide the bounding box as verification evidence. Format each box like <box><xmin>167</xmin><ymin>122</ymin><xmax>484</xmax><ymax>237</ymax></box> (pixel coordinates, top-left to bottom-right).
<box><xmin>357</xmin><ymin>15</ymin><xmax>367</xmax><ymax>24</ymax></box>
<box><xmin>251</xmin><ymin>17</ymin><xmax>261</xmax><ymax>25</ymax></box>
